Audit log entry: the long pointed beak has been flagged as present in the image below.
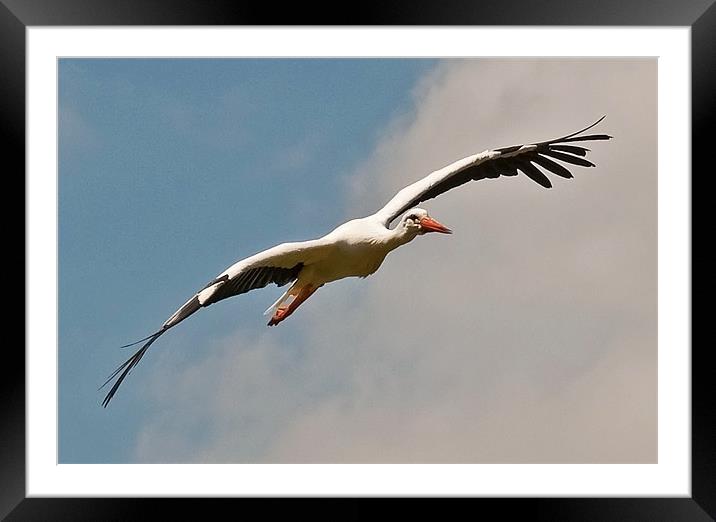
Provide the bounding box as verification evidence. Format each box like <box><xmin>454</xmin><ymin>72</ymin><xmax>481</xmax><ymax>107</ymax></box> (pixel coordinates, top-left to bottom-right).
<box><xmin>419</xmin><ymin>216</ymin><xmax>452</xmax><ymax>234</ymax></box>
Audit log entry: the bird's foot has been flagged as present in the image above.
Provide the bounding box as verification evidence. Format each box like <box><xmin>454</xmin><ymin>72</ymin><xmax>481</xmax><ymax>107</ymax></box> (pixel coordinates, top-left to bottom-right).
<box><xmin>267</xmin><ymin>306</ymin><xmax>289</xmax><ymax>326</ymax></box>
<box><xmin>266</xmin><ymin>284</ymin><xmax>319</xmax><ymax>326</ymax></box>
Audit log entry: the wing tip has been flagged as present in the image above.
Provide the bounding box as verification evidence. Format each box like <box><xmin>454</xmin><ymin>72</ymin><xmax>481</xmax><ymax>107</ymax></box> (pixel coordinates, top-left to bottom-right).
<box><xmin>100</xmin><ymin>330</ymin><xmax>165</xmax><ymax>407</ymax></box>
<box><xmin>573</xmin><ymin>115</ymin><xmax>608</xmax><ymax>138</ymax></box>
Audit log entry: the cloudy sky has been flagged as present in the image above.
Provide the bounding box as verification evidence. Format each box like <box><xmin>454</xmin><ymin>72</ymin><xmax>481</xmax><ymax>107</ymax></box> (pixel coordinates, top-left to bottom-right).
<box><xmin>59</xmin><ymin>58</ymin><xmax>656</xmax><ymax>463</ymax></box>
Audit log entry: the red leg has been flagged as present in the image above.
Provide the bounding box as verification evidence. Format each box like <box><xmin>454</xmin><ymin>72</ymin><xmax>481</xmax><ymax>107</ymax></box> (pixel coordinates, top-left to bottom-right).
<box><xmin>268</xmin><ymin>285</ymin><xmax>318</xmax><ymax>326</ymax></box>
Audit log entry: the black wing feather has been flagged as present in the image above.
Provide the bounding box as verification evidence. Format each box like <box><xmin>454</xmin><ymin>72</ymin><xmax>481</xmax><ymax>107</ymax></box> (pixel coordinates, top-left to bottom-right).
<box><xmin>559</xmin><ymin>133</ymin><xmax>612</xmax><ymax>143</ymax></box>
<box><xmin>101</xmin><ymin>262</ymin><xmax>304</xmax><ymax>407</ymax></box>
<box><xmin>530</xmin><ymin>155</ymin><xmax>574</xmax><ymax>179</ymax></box>
<box><xmin>548</xmin><ymin>144</ymin><xmax>589</xmax><ymax>156</ymax></box>
<box><xmin>499</xmin><ymin>161</ymin><xmax>520</xmax><ymax>177</ymax></box>
<box><xmin>540</xmin><ymin>150</ymin><xmax>595</xmax><ymax>168</ymax></box>
<box><xmin>513</xmin><ymin>159</ymin><xmax>552</xmax><ymax>188</ymax></box>
<box><xmin>100</xmin><ymin>329</ymin><xmax>165</xmax><ymax>408</ymax></box>
<box><xmin>383</xmin><ymin>116</ymin><xmax>611</xmax><ymax>225</ymax></box>
<box><xmin>202</xmin><ymin>264</ymin><xmax>303</xmax><ymax>306</ymax></box>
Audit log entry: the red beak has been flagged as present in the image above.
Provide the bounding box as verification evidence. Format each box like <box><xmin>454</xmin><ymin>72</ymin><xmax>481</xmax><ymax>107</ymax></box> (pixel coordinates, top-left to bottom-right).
<box><xmin>419</xmin><ymin>216</ymin><xmax>452</xmax><ymax>234</ymax></box>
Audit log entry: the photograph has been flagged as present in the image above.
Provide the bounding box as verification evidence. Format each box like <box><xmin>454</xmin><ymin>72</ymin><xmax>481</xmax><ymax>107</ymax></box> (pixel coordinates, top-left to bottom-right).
<box><xmin>58</xmin><ymin>57</ymin><xmax>657</xmax><ymax>465</ymax></box>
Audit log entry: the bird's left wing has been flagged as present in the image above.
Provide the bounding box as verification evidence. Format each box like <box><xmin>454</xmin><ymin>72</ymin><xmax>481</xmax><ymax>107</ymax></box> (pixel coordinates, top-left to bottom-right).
<box><xmin>100</xmin><ymin>238</ymin><xmax>331</xmax><ymax>407</ymax></box>
<box><xmin>374</xmin><ymin>116</ymin><xmax>612</xmax><ymax>227</ymax></box>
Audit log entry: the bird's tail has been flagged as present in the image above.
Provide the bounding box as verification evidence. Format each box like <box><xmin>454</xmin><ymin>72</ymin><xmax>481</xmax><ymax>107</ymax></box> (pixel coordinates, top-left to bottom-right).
<box><xmin>99</xmin><ymin>327</ymin><xmax>167</xmax><ymax>407</ymax></box>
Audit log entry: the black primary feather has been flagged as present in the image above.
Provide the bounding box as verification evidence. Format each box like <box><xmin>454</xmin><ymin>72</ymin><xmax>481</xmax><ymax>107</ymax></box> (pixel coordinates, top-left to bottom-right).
<box><xmin>100</xmin><ymin>329</ymin><xmax>166</xmax><ymax>407</ymax></box>
<box><xmin>548</xmin><ymin>144</ymin><xmax>589</xmax><ymax>156</ymax></box>
<box><xmin>384</xmin><ymin>116</ymin><xmax>612</xmax><ymax>224</ymax></box>
<box><xmin>540</xmin><ymin>149</ymin><xmax>595</xmax><ymax>168</ymax></box>
<box><xmin>530</xmin><ymin>155</ymin><xmax>574</xmax><ymax>179</ymax></box>
<box><xmin>101</xmin><ymin>262</ymin><xmax>305</xmax><ymax>407</ymax></box>
<box><xmin>514</xmin><ymin>159</ymin><xmax>552</xmax><ymax>188</ymax></box>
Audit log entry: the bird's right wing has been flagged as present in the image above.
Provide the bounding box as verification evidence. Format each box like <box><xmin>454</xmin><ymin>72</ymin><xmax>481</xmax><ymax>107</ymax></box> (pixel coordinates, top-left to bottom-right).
<box><xmin>165</xmin><ymin>238</ymin><xmax>331</xmax><ymax>328</ymax></box>
<box><xmin>100</xmin><ymin>238</ymin><xmax>331</xmax><ymax>407</ymax></box>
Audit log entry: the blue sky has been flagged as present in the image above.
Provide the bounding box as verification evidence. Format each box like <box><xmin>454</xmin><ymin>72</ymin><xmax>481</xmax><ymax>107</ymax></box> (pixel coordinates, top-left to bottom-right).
<box><xmin>59</xmin><ymin>58</ymin><xmax>657</xmax><ymax>464</ymax></box>
<box><xmin>59</xmin><ymin>59</ymin><xmax>436</xmax><ymax>462</ymax></box>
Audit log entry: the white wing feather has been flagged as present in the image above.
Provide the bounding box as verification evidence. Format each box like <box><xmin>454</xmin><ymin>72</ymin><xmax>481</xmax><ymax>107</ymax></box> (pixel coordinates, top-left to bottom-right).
<box><xmin>372</xmin><ymin>151</ymin><xmax>493</xmax><ymax>226</ymax></box>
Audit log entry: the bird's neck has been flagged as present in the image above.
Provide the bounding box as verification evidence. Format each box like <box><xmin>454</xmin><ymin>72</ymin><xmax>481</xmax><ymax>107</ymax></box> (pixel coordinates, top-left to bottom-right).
<box><xmin>385</xmin><ymin>225</ymin><xmax>419</xmax><ymax>251</ymax></box>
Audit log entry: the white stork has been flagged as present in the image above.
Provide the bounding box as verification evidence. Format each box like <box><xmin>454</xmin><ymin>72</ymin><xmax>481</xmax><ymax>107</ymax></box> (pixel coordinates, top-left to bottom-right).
<box><xmin>101</xmin><ymin>117</ymin><xmax>611</xmax><ymax>406</ymax></box>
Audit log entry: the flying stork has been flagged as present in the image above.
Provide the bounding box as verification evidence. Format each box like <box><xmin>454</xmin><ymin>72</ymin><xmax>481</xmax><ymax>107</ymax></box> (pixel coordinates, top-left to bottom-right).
<box><xmin>101</xmin><ymin>116</ymin><xmax>611</xmax><ymax>407</ymax></box>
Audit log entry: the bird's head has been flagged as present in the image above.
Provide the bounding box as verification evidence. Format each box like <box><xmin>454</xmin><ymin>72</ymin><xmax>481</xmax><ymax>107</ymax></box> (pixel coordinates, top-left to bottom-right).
<box><xmin>401</xmin><ymin>208</ymin><xmax>452</xmax><ymax>236</ymax></box>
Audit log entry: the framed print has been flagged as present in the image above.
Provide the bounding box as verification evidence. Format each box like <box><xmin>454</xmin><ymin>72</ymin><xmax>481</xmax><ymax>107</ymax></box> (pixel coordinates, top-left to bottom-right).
<box><xmin>9</xmin><ymin>0</ymin><xmax>710</xmax><ymax>519</ymax></box>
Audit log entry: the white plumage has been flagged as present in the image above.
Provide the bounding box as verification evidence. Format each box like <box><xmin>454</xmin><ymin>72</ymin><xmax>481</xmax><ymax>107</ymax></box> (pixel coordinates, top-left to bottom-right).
<box><xmin>101</xmin><ymin>117</ymin><xmax>611</xmax><ymax>406</ymax></box>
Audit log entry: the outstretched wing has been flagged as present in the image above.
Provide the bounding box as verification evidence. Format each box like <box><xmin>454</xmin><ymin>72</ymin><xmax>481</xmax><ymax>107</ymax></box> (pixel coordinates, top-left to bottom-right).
<box><xmin>100</xmin><ymin>239</ymin><xmax>331</xmax><ymax>407</ymax></box>
<box><xmin>164</xmin><ymin>239</ymin><xmax>329</xmax><ymax>328</ymax></box>
<box><xmin>374</xmin><ymin>116</ymin><xmax>612</xmax><ymax>227</ymax></box>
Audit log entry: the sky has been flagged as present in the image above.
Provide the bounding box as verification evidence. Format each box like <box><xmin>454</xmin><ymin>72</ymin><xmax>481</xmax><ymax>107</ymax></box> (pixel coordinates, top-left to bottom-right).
<box><xmin>59</xmin><ymin>58</ymin><xmax>656</xmax><ymax>463</ymax></box>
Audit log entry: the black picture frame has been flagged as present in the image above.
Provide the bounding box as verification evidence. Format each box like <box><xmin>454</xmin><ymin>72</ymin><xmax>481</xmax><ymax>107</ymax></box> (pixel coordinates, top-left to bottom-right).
<box><xmin>8</xmin><ymin>1</ymin><xmax>709</xmax><ymax>519</ymax></box>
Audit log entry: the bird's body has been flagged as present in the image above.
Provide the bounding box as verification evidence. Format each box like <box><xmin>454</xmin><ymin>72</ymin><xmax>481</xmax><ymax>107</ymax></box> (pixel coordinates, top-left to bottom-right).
<box><xmin>300</xmin><ymin>223</ymin><xmax>387</xmax><ymax>280</ymax></box>
<box><xmin>306</xmin><ymin>217</ymin><xmax>412</xmax><ymax>280</ymax></box>
<box><xmin>101</xmin><ymin>117</ymin><xmax>612</xmax><ymax>407</ymax></box>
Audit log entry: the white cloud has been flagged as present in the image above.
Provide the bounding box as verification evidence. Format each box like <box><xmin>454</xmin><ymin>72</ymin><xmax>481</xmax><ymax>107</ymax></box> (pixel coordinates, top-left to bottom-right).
<box><xmin>133</xmin><ymin>59</ymin><xmax>657</xmax><ymax>463</ymax></box>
